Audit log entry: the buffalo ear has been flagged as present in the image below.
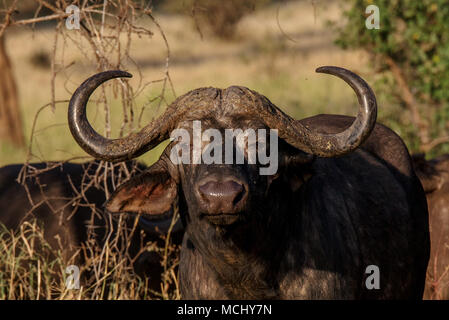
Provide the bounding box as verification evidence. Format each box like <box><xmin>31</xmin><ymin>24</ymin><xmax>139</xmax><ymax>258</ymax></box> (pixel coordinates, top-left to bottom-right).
<box><xmin>105</xmin><ymin>168</ymin><xmax>177</xmax><ymax>218</ymax></box>
<box><xmin>412</xmin><ymin>154</ymin><xmax>442</xmax><ymax>193</ymax></box>
<box><xmin>416</xmin><ymin>171</ymin><xmax>442</xmax><ymax>193</ymax></box>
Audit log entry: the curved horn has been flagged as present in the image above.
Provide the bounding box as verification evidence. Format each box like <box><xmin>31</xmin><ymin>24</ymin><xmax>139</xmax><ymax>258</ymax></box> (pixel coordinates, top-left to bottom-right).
<box><xmin>255</xmin><ymin>66</ymin><xmax>377</xmax><ymax>157</ymax></box>
<box><xmin>70</xmin><ymin>67</ymin><xmax>376</xmax><ymax>161</ymax></box>
<box><xmin>69</xmin><ymin>70</ymin><xmax>194</xmax><ymax>161</ymax></box>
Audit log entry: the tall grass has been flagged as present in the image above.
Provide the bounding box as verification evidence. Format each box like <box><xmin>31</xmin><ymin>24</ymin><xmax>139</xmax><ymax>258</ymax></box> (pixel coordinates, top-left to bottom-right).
<box><xmin>0</xmin><ymin>218</ymin><xmax>180</xmax><ymax>300</ymax></box>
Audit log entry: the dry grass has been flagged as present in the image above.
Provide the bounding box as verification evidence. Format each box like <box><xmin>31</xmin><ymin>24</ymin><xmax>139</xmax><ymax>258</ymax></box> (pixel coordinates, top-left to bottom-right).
<box><xmin>0</xmin><ymin>216</ymin><xmax>181</xmax><ymax>300</ymax></box>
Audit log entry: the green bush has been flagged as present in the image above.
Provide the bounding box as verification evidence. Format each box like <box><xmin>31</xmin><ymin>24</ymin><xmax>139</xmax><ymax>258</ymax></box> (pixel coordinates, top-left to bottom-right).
<box><xmin>334</xmin><ymin>0</ymin><xmax>449</xmax><ymax>156</ymax></box>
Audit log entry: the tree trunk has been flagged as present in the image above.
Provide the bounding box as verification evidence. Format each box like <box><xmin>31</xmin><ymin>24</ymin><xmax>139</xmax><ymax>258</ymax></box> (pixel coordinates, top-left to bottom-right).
<box><xmin>0</xmin><ymin>33</ymin><xmax>24</xmax><ymax>147</ymax></box>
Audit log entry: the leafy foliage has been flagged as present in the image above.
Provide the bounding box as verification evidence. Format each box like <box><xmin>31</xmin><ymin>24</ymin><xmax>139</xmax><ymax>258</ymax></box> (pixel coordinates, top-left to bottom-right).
<box><xmin>335</xmin><ymin>0</ymin><xmax>449</xmax><ymax>155</ymax></box>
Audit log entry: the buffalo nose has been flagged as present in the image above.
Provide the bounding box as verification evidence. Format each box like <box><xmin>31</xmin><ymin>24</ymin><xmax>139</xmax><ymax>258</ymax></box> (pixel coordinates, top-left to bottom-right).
<box><xmin>198</xmin><ymin>180</ymin><xmax>246</xmax><ymax>214</ymax></box>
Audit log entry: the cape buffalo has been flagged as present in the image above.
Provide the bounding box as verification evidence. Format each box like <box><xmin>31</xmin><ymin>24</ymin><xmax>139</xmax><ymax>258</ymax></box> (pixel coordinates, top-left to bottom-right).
<box><xmin>0</xmin><ymin>160</ymin><xmax>182</xmax><ymax>295</ymax></box>
<box><xmin>67</xmin><ymin>67</ymin><xmax>430</xmax><ymax>299</ymax></box>
<box><xmin>412</xmin><ymin>154</ymin><xmax>449</xmax><ymax>300</ymax></box>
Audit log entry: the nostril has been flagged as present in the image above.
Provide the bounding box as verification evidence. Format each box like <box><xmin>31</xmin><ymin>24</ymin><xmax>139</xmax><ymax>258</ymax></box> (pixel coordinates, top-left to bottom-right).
<box><xmin>198</xmin><ymin>180</ymin><xmax>245</xmax><ymax>204</ymax></box>
<box><xmin>231</xmin><ymin>184</ymin><xmax>245</xmax><ymax>206</ymax></box>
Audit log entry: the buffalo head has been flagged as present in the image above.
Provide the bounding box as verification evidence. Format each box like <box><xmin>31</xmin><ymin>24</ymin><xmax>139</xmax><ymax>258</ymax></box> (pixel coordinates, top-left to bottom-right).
<box><xmin>68</xmin><ymin>67</ymin><xmax>376</xmax><ymax>232</ymax></box>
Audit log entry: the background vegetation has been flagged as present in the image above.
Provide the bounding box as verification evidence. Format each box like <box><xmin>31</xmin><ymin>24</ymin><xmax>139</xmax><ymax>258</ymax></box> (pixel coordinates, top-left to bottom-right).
<box><xmin>335</xmin><ymin>0</ymin><xmax>449</xmax><ymax>156</ymax></box>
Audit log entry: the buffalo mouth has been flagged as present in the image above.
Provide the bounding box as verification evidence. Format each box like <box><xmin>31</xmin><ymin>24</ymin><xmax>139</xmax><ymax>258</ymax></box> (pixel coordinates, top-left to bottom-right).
<box><xmin>201</xmin><ymin>213</ymin><xmax>241</xmax><ymax>226</ymax></box>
